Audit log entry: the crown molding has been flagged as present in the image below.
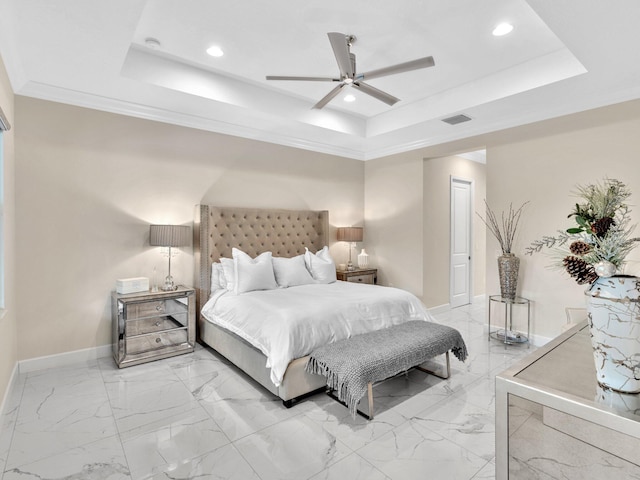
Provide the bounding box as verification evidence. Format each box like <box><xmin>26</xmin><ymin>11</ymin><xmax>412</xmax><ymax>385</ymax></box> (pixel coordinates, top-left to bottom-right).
<box><xmin>16</xmin><ymin>81</ymin><xmax>368</xmax><ymax>161</ymax></box>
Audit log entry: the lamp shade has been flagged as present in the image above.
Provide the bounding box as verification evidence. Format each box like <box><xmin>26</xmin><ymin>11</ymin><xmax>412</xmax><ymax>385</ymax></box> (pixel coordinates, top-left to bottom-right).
<box><xmin>149</xmin><ymin>225</ymin><xmax>191</xmax><ymax>247</ymax></box>
<box><xmin>336</xmin><ymin>226</ymin><xmax>363</xmax><ymax>242</ymax></box>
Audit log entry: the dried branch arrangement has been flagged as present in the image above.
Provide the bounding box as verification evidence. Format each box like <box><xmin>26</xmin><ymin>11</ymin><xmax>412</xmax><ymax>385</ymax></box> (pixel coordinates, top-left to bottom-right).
<box><xmin>477</xmin><ymin>201</ymin><xmax>529</xmax><ymax>254</ymax></box>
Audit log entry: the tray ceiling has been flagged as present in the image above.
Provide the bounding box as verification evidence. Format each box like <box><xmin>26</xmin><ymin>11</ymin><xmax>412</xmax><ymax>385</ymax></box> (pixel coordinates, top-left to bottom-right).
<box><xmin>1</xmin><ymin>1</ymin><xmax>640</xmax><ymax>159</ymax></box>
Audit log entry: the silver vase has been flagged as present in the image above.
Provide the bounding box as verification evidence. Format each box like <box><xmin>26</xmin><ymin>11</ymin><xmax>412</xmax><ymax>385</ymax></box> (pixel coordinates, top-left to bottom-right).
<box><xmin>497</xmin><ymin>253</ymin><xmax>519</xmax><ymax>300</ymax></box>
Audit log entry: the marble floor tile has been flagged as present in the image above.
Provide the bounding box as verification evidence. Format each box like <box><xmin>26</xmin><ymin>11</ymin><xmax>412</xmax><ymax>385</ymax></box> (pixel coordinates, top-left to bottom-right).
<box><xmin>180</xmin><ymin>363</ymin><xmax>257</xmax><ymax>404</ymax></box>
<box><xmin>7</xmin><ymin>369</ymin><xmax>117</xmax><ymax>469</ymax></box>
<box><xmin>303</xmin><ymin>393</ymin><xmax>405</xmax><ymax>451</ymax></box>
<box><xmin>100</xmin><ymin>361</ymin><xmax>185</xmax><ymax>402</ymax></box>
<box><xmin>357</xmin><ymin>419</ymin><xmax>488</xmax><ymax>480</ymax></box>
<box><xmin>0</xmin><ymin>300</ymin><xmax>541</xmax><ymax>480</ymax></box>
<box><xmin>109</xmin><ymin>379</ymin><xmax>202</xmax><ymax>434</ymax></box>
<box><xmin>412</xmin><ymin>397</ymin><xmax>495</xmax><ymax>461</ymax></box>
<box><xmin>137</xmin><ymin>443</ymin><xmax>260</xmax><ymax>480</ymax></box>
<box><xmin>0</xmin><ymin>373</ymin><xmax>24</xmax><ymax>475</ymax></box>
<box><xmin>199</xmin><ymin>381</ymin><xmax>314</xmax><ymax>442</ymax></box>
<box><xmin>3</xmin><ymin>434</ymin><xmax>131</xmax><ymax>480</ymax></box>
<box><xmin>166</xmin><ymin>345</ymin><xmax>233</xmax><ymax>382</ymax></box>
<box><xmin>471</xmin><ymin>460</ymin><xmax>496</xmax><ymax>479</ymax></box>
<box><xmin>451</xmin><ymin>375</ymin><xmax>498</xmax><ymax>412</ymax></box>
<box><xmin>372</xmin><ymin>365</ymin><xmax>480</xmax><ymax>421</ymax></box>
<box><xmin>234</xmin><ymin>415</ymin><xmax>352</xmax><ymax>480</ymax></box>
<box><xmin>120</xmin><ymin>406</ymin><xmax>230</xmax><ymax>479</ymax></box>
<box><xmin>308</xmin><ymin>453</ymin><xmax>390</xmax><ymax>480</ymax></box>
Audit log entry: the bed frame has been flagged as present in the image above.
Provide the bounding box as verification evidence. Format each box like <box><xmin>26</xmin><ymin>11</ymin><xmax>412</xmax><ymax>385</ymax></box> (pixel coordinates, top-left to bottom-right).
<box><xmin>193</xmin><ymin>205</ymin><xmax>330</xmax><ymax>405</ymax></box>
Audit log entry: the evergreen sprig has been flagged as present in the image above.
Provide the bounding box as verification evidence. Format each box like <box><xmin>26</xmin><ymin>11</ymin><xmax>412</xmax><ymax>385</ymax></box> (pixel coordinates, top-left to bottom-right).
<box><xmin>526</xmin><ymin>178</ymin><xmax>640</xmax><ymax>284</ymax></box>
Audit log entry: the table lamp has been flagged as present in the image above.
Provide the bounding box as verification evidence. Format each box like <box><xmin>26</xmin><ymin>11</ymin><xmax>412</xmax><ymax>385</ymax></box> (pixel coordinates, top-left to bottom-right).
<box><xmin>149</xmin><ymin>224</ymin><xmax>191</xmax><ymax>291</ymax></box>
<box><xmin>337</xmin><ymin>226</ymin><xmax>363</xmax><ymax>271</ymax></box>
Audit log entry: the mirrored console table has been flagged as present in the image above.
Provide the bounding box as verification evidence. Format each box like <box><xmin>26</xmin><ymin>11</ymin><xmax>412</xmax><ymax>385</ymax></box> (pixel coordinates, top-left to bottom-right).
<box><xmin>495</xmin><ymin>321</ymin><xmax>640</xmax><ymax>479</ymax></box>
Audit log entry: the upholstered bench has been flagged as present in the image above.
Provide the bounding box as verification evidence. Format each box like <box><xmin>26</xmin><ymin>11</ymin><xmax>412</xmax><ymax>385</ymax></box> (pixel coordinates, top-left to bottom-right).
<box><xmin>306</xmin><ymin>320</ymin><xmax>468</xmax><ymax>419</ymax></box>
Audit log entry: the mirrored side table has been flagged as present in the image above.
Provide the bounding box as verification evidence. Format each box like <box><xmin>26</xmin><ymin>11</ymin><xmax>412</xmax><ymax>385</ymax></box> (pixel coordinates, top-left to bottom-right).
<box><xmin>488</xmin><ymin>295</ymin><xmax>530</xmax><ymax>347</ymax></box>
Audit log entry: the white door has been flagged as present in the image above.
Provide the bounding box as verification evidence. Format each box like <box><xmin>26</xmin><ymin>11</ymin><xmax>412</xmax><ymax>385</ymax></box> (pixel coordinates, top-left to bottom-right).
<box><xmin>450</xmin><ymin>177</ymin><xmax>472</xmax><ymax>308</ymax></box>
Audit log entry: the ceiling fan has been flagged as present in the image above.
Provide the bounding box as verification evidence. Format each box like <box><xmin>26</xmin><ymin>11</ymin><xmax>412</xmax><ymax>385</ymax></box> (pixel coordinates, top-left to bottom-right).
<box><xmin>266</xmin><ymin>32</ymin><xmax>435</xmax><ymax>110</ymax></box>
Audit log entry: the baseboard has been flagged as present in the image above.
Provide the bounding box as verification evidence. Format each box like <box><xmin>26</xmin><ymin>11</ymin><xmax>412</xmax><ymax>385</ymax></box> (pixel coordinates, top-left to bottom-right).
<box><xmin>473</xmin><ymin>293</ymin><xmax>486</xmax><ymax>303</ymax></box>
<box><xmin>18</xmin><ymin>344</ymin><xmax>112</xmax><ymax>374</ymax></box>
<box><xmin>427</xmin><ymin>303</ymin><xmax>451</xmax><ymax>315</ymax></box>
<box><xmin>529</xmin><ymin>333</ymin><xmax>553</xmax><ymax>347</ymax></box>
<box><xmin>0</xmin><ymin>362</ymin><xmax>19</xmax><ymax>418</ymax></box>
<box><xmin>428</xmin><ymin>294</ymin><xmax>487</xmax><ymax>316</ymax></box>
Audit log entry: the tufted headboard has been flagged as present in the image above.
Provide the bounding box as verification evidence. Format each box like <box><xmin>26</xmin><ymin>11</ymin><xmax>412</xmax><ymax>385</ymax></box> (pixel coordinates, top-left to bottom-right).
<box><xmin>193</xmin><ymin>205</ymin><xmax>329</xmax><ymax>313</ymax></box>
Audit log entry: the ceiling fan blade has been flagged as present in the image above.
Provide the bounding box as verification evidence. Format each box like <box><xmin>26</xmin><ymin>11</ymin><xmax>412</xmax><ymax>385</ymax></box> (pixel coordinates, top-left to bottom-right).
<box><xmin>360</xmin><ymin>56</ymin><xmax>435</xmax><ymax>81</ymax></box>
<box><xmin>266</xmin><ymin>75</ymin><xmax>340</xmax><ymax>82</ymax></box>
<box><xmin>327</xmin><ymin>32</ymin><xmax>354</xmax><ymax>79</ymax></box>
<box><xmin>312</xmin><ymin>83</ymin><xmax>346</xmax><ymax>109</ymax></box>
<box><xmin>352</xmin><ymin>81</ymin><xmax>400</xmax><ymax>106</ymax></box>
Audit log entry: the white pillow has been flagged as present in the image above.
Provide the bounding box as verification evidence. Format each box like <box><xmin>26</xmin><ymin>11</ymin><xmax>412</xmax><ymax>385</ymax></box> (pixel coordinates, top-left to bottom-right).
<box><xmin>219</xmin><ymin>257</ymin><xmax>234</xmax><ymax>291</ymax></box>
<box><xmin>272</xmin><ymin>255</ymin><xmax>315</xmax><ymax>288</ymax></box>
<box><xmin>232</xmin><ymin>248</ymin><xmax>278</xmax><ymax>294</ymax></box>
<box><xmin>210</xmin><ymin>262</ymin><xmax>226</xmax><ymax>293</ymax></box>
<box><xmin>304</xmin><ymin>246</ymin><xmax>337</xmax><ymax>284</ymax></box>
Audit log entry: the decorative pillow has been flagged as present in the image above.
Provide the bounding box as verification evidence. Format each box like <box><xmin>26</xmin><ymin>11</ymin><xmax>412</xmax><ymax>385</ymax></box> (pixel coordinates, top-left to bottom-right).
<box><xmin>210</xmin><ymin>262</ymin><xmax>226</xmax><ymax>293</ymax></box>
<box><xmin>232</xmin><ymin>248</ymin><xmax>278</xmax><ymax>294</ymax></box>
<box><xmin>219</xmin><ymin>257</ymin><xmax>235</xmax><ymax>291</ymax></box>
<box><xmin>304</xmin><ymin>246</ymin><xmax>337</xmax><ymax>284</ymax></box>
<box><xmin>272</xmin><ymin>255</ymin><xmax>315</xmax><ymax>288</ymax></box>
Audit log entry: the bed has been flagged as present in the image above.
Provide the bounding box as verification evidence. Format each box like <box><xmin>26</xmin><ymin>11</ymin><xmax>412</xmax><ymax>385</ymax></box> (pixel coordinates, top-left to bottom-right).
<box><xmin>193</xmin><ymin>205</ymin><xmax>433</xmax><ymax>406</ymax></box>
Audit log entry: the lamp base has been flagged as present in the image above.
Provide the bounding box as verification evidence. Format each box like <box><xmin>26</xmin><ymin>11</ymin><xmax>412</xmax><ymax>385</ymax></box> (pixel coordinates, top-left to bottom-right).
<box><xmin>346</xmin><ymin>261</ymin><xmax>356</xmax><ymax>271</ymax></box>
<box><xmin>161</xmin><ymin>275</ymin><xmax>178</xmax><ymax>291</ymax></box>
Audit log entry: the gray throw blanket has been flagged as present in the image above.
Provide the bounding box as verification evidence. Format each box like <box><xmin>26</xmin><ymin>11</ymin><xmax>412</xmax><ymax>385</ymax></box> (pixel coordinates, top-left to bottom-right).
<box><xmin>306</xmin><ymin>320</ymin><xmax>468</xmax><ymax>417</ymax></box>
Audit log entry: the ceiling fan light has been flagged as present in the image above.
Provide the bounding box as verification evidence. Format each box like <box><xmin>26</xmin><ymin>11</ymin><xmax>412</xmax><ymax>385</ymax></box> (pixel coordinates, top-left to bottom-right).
<box><xmin>206</xmin><ymin>45</ymin><xmax>224</xmax><ymax>57</ymax></box>
<box><xmin>492</xmin><ymin>23</ymin><xmax>514</xmax><ymax>36</ymax></box>
<box><xmin>145</xmin><ymin>38</ymin><xmax>161</xmax><ymax>49</ymax></box>
<box><xmin>344</xmin><ymin>94</ymin><xmax>356</xmax><ymax>103</ymax></box>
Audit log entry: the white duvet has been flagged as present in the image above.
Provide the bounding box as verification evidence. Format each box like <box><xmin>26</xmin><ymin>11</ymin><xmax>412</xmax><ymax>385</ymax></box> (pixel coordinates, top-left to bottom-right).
<box><xmin>200</xmin><ymin>281</ymin><xmax>432</xmax><ymax>386</ymax></box>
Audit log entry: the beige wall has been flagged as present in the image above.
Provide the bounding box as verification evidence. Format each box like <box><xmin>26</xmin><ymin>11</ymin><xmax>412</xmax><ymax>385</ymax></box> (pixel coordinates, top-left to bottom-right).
<box><xmin>364</xmin><ymin>153</ymin><xmax>423</xmax><ymax>297</ymax></box>
<box><xmin>15</xmin><ymin>97</ymin><xmax>364</xmax><ymax>360</ymax></box>
<box><xmin>0</xmin><ymin>54</ymin><xmax>16</xmax><ymax>404</ymax></box>
<box><xmin>363</xmin><ymin>99</ymin><xmax>640</xmax><ymax>341</ymax></box>
<box><xmin>423</xmin><ymin>155</ymin><xmax>486</xmax><ymax>307</ymax></box>
<box><xmin>486</xmin><ymin>101</ymin><xmax>640</xmax><ymax>341</ymax></box>
<box><xmin>364</xmin><ymin>151</ymin><xmax>486</xmax><ymax>307</ymax></box>
<box><xmin>11</xmin><ymin>79</ymin><xmax>640</xmax><ymax>364</ymax></box>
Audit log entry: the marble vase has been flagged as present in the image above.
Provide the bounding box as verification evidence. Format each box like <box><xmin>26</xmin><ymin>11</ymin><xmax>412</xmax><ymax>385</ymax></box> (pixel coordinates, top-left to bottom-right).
<box><xmin>585</xmin><ymin>275</ymin><xmax>640</xmax><ymax>393</ymax></box>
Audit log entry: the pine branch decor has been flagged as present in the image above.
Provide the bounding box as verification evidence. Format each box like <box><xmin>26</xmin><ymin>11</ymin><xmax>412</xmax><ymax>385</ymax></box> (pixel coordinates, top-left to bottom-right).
<box><xmin>526</xmin><ymin>178</ymin><xmax>640</xmax><ymax>285</ymax></box>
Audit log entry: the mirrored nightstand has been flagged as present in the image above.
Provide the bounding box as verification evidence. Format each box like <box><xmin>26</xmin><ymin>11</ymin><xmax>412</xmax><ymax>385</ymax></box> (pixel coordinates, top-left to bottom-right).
<box><xmin>336</xmin><ymin>268</ymin><xmax>377</xmax><ymax>285</ymax></box>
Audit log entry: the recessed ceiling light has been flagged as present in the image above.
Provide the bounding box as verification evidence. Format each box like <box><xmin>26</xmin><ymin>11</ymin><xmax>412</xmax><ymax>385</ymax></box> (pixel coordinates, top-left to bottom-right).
<box><xmin>344</xmin><ymin>94</ymin><xmax>356</xmax><ymax>103</ymax></box>
<box><xmin>206</xmin><ymin>45</ymin><xmax>224</xmax><ymax>57</ymax></box>
<box><xmin>492</xmin><ymin>23</ymin><xmax>514</xmax><ymax>36</ymax></box>
<box><xmin>145</xmin><ymin>37</ymin><xmax>161</xmax><ymax>49</ymax></box>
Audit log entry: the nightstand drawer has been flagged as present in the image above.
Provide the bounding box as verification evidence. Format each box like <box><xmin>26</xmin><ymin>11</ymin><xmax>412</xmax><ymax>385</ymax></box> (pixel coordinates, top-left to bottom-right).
<box><xmin>125</xmin><ymin>315</ymin><xmax>187</xmax><ymax>336</ymax></box>
<box><xmin>336</xmin><ymin>268</ymin><xmax>378</xmax><ymax>284</ymax></box>
<box><xmin>126</xmin><ymin>329</ymin><xmax>188</xmax><ymax>356</ymax></box>
<box><xmin>347</xmin><ymin>274</ymin><xmax>374</xmax><ymax>284</ymax></box>
<box><xmin>126</xmin><ymin>298</ymin><xmax>187</xmax><ymax>319</ymax></box>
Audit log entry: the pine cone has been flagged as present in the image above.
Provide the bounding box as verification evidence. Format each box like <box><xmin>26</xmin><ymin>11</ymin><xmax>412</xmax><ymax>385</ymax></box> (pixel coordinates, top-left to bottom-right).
<box><xmin>569</xmin><ymin>240</ymin><xmax>592</xmax><ymax>256</ymax></box>
<box><xmin>563</xmin><ymin>256</ymin><xmax>598</xmax><ymax>285</ymax></box>
<box><xmin>591</xmin><ymin>216</ymin><xmax>615</xmax><ymax>237</ymax></box>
